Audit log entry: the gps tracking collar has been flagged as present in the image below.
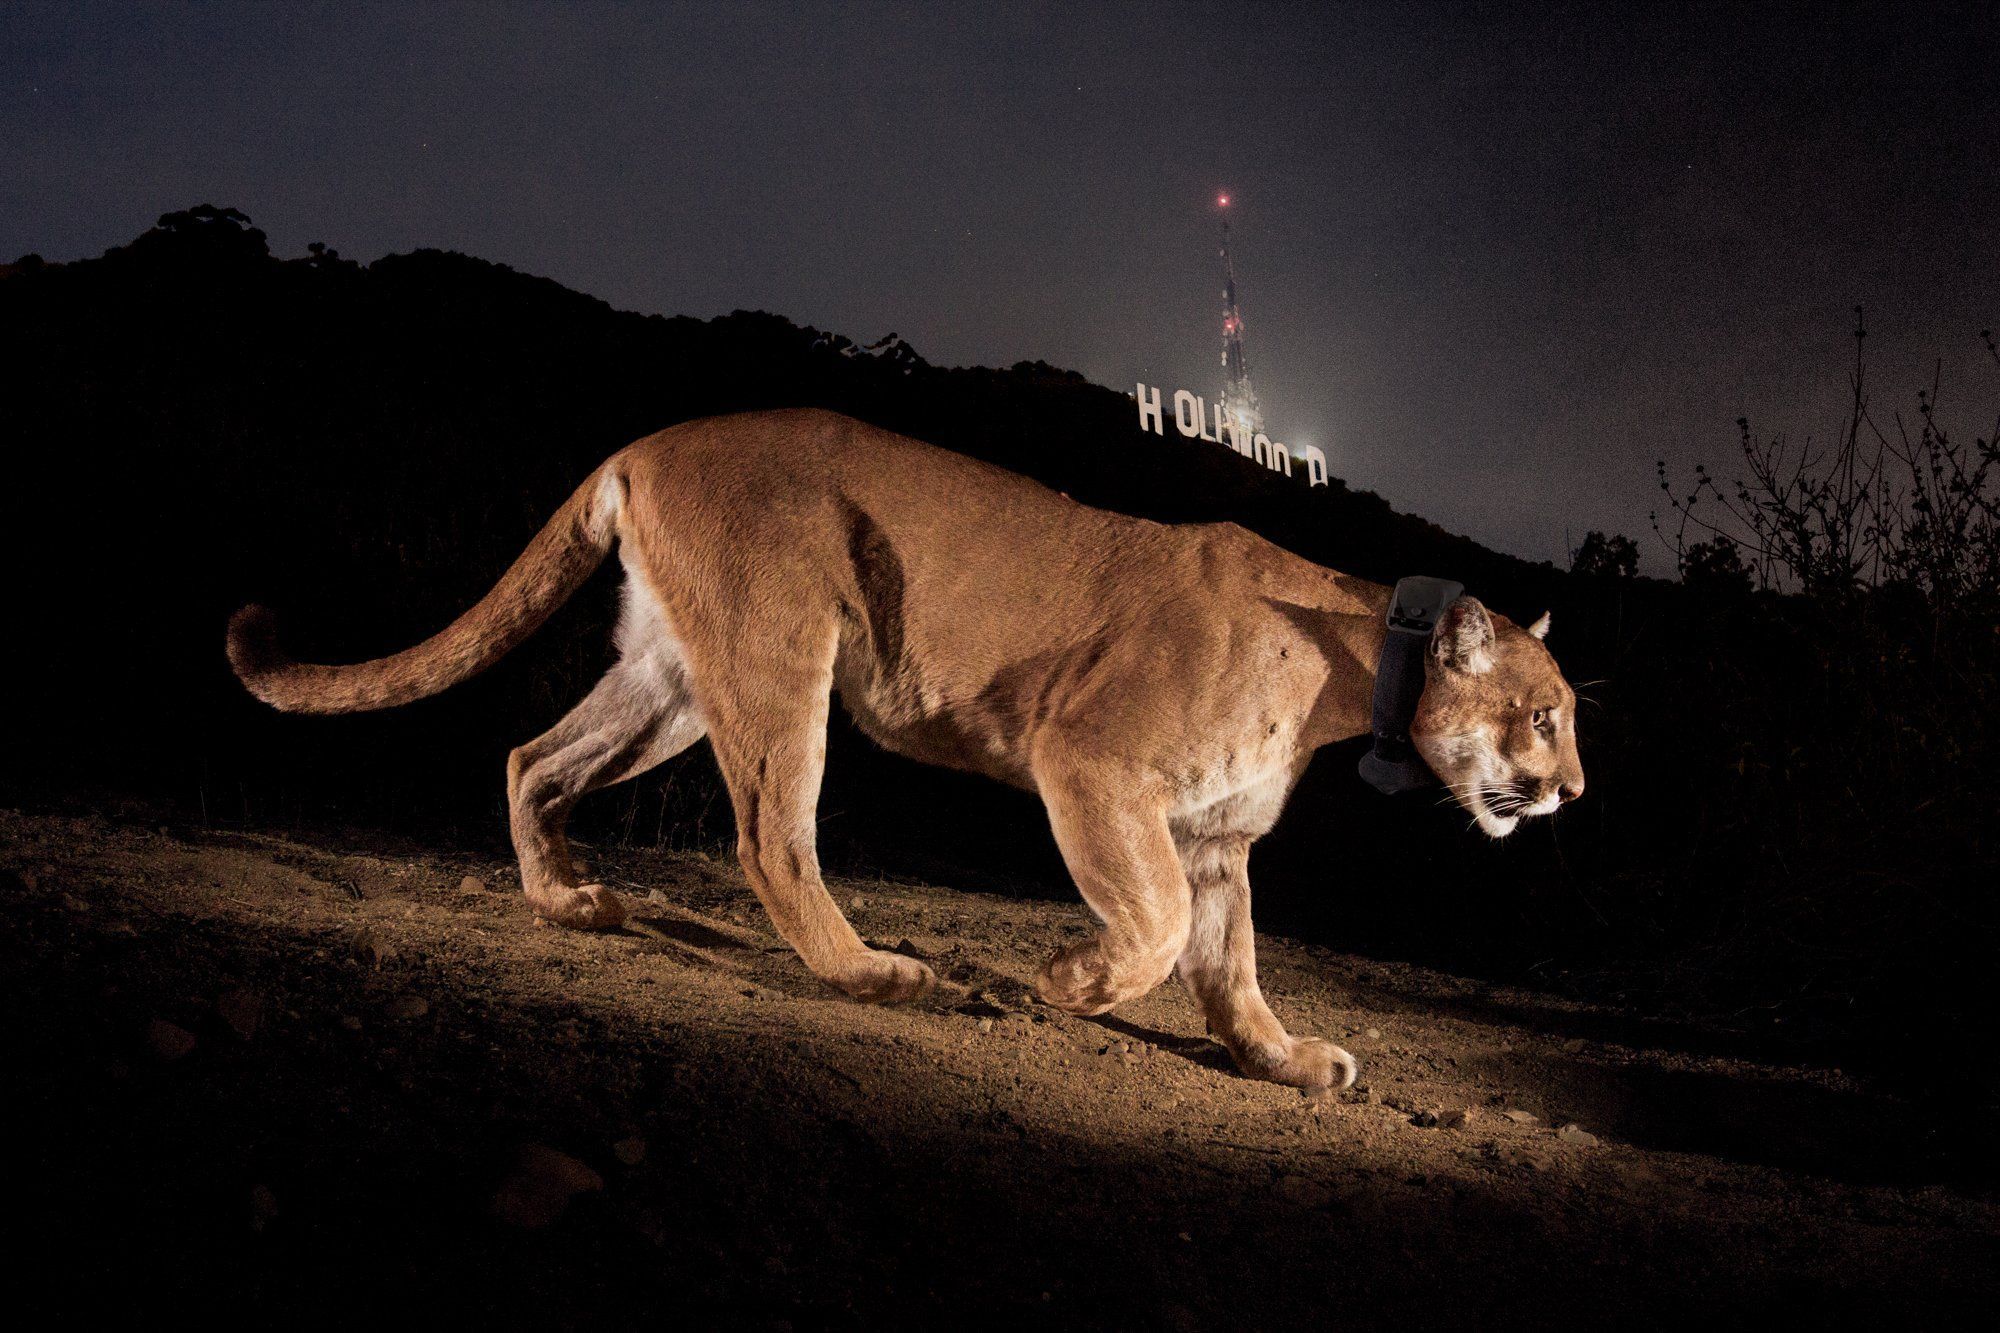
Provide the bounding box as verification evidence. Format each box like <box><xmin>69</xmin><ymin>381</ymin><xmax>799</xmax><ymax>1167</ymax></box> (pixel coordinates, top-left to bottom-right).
<box><xmin>1357</xmin><ymin>575</ymin><xmax>1464</xmax><ymax>795</ymax></box>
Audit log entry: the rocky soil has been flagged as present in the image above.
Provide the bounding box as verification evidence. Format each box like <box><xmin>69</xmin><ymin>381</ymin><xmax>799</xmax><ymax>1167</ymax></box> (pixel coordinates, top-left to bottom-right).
<box><xmin>4</xmin><ymin>808</ymin><xmax>1993</xmax><ymax>1327</ymax></box>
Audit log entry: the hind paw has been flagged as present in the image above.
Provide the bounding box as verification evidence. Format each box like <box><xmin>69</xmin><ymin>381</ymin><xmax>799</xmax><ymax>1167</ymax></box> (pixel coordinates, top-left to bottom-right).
<box><xmin>534</xmin><ymin>883</ymin><xmax>629</xmax><ymax>932</ymax></box>
<box><xmin>822</xmin><ymin>948</ymin><xmax>936</xmax><ymax>1004</ymax></box>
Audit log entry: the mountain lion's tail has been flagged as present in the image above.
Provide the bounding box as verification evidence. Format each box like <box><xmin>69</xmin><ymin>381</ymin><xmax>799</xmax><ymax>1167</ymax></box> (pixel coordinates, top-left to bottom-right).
<box><xmin>227</xmin><ymin>465</ymin><xmax>625</xmax><ymax>714</ymax></box>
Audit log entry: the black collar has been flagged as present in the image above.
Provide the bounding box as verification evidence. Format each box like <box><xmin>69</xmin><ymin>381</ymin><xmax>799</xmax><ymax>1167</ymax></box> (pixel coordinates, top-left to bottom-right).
<box><xmin>1357</xmin><ymin>576</ymin><xmax>1463</xmax><ymax>794</ymax></box>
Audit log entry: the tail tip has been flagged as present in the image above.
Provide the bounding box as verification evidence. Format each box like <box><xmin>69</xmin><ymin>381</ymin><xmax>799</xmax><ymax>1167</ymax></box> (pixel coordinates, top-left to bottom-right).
<box><xmin>226</xmin><ymin>603</ymin><xmax>290</xmax><ymax>705</ymax></box>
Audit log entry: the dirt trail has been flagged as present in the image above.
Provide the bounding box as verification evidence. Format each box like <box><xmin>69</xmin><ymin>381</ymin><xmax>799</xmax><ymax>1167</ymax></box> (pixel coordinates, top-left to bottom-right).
<box><xmin>4</xmin><ymin>808</ymin><xmax>1993</xmax><ymax>1326</ymax></box>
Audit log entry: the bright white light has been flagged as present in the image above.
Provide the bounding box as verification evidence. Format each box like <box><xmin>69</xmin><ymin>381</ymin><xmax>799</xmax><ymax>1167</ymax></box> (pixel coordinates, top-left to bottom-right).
<box><xmin>1217</xmin><ymin>193</ymin><xmax>1230</xmax><ymax>207</ymax></box>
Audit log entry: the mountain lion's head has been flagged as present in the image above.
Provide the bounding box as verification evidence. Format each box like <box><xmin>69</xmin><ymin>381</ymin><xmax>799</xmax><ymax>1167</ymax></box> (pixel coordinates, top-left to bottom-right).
<box><xmin>1411</xmin><ymin>597</ymin><xmax>1584</xmax><ymax>838</ymax></box>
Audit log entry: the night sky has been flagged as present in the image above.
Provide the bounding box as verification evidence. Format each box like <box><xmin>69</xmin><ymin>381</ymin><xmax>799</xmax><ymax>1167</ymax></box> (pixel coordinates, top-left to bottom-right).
<box><xmin>5</xmin><ymin>1</ymin><xmax>1995</xmax><ymax>569</ymax></box>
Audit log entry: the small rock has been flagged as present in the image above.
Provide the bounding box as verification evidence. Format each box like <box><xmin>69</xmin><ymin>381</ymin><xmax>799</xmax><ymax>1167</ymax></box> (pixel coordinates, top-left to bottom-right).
<box><xmin>353</xmin><ymin>929</ymin><xmax>398</xmax><ymax>968</ymax></box>
<box><xmin>1441</xmin><ymin>1108</ymin><xmax>1473</xmax><ymax>1130</ymax></box>
<box><xmin>491</xmin><ymin>1144</ymin><xmax>604</xmax><ymax>1229</ymax></box>
<box><xmin>1561</xmin><ymin>1038</ymin><xmax>1588</xmax><ymax>1054</ymax></box>
<box><xmin>851</xmin><ymin>895</ymin><xmax>870</xmax><ymax>909</ymax></box>
<box><xmin>612</xmin><ymin>1136</ymin><xmax>647</xmax><ymax>1167</ymax></box>
<box><xmin>147</xmin><ymin>1019</ymin><xmax>196</xmax><ymax>1061</ymax></box>
<box><xmin>1502</xmin><ymin>1109</ymin><xmax>1539</xmax><ymax>1125</ymax></box>
<box><xmin>1364</xmin><ymin>1028</ymin><xmax>1381</xmax><ymax>1041</ymax></box>
<box><xmin>976</xmin><ymin>1018</ymin><xmax>994</xmax><ymax>1033</ymax></box>
<box><xmin>216</xmin><ymin>989</ymin><xmax>263</xmax><ymax>1040</ymax></box>
<box><xmin>249</xmin><ymin>1184</ymin><xmax>279</xmax><ymax>1233</ymax></box>
<box><xmin>1557</xmin><ymin>1123</ymin><xmax>1600</xmax><ymax>1147</ymax></box>
<box><xmin>384</xmin><ymin>995</ymin><xmax>430</xmax><ymax>1020</ymax></box>
<box><xmin>1412</xmin><ymin>1110</ymin><xmax>1439</xmax><ymax>1128</ymax></box>
<box><xmin>339</xmin><ymin>1014</ymin><xmax>364</xmax><ymax>1032</ymax></box>
<box><xmin>1301</xmin><ymin>1085</ymin><xmax>1337</xmax><ymax>1103</ymax></box>
<box><xmin>458</xmin><ymin>875</ymin><xmax>487</xmax><ymax>895</ymax></box>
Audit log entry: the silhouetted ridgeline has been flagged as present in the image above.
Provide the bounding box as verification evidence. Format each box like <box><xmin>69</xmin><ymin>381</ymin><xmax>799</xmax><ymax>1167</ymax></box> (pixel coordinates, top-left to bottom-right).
<box><xmin>3</xmin><ymin>207</ymin><xmax>1991</xmax><ymax>1089</ymax></box>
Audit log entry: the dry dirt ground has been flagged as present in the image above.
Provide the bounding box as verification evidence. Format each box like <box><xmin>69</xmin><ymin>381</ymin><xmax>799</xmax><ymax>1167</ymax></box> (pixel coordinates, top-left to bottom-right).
<box><xmin>4</xmin><ymin>807</ymin><xmax>1994</xmax><ymax>1328</ymax></box>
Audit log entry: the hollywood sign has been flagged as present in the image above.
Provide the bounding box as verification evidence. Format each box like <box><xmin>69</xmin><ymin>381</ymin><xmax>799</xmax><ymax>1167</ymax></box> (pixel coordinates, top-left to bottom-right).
<box><xmin>1133</xmin><ymin>383</ymin><xmax>1328</xmax><ymax>487</ymax></box>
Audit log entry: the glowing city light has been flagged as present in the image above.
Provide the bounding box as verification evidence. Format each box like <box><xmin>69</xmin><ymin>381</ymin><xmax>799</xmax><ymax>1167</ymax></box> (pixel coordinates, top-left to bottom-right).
<box><xmin>1217</xmin><ymin>192</ymin><xmax>1230</xmax><ymax>207</ymax></box>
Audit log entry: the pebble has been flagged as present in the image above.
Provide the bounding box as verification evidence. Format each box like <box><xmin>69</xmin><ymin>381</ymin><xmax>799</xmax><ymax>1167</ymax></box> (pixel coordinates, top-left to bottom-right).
<box><xmin>217</xmin><ymin>988</ymin><xmax>263</xmax><ymax>1040</ymax></box>
<box><xmin>147</xmin><ymin>1018</ymin><xmax>196</xmax><ymax>1061</ymax></box>
<box><xmin>249</xmin><ymin>1184</ymin><xmax>279</xmax><ymax>1233</ymax></box>
<box><xmin>458</xmin><ymin>875</ymin><xmax>487</xmax><ymax>895</ymax></box>
<box><xmin>1502</xmin><ymin>1110</ymin><xmax>1539</xmax><ymax>1125</ymax></box>
<box><xmin>613</xmin><ymin>1136</ymin><xmax>648</xmax><ymax>1166</ymax></box>
<box><xmin>977</xmin><ymin>1018</ymin><xmax>994</xmax><ymax>1033</ymax></box>
<box><xmin>491</xmin><ymin>1144</ymin><xmax>604</xmax><ymax>1229</ymax></box>
<box><xmin>1557</xmin><ymin>1123</ymin><xmax>1600</xmax><ymax>1147</ymax></box>
<box><xmin>1441</xmin><ymin>1108</ymin><xmax>1473</xmax><ymax>1130</ymax></box>
<box><xmin>1412</xmin><ymin>1110</ymin><xmax>1439</xmax><ymax>1128</ymax></box>
<box><xmin>1364</xmin><ymin>1028</ymin><xmax>1381</xmax><ymax>1041</ymax></box>
<box><xmin>353</xmin><ymin>929</ymin><xmax>398</xmax><ymax>968</ymax></box>
<box><xmin>384</xmin><ymin>995</ymin><xmax>430</xmax><ymax>1020</ymax></box>
<box><xmin>339</xmin><ymin>1014</ymin><xmax>364</xmax><ymax>1032</ymax></box>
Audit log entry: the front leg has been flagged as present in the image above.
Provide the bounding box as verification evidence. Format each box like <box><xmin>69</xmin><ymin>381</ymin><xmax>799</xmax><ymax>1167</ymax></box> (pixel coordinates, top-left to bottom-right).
<box><xmin>1031</xmin><ymin>760</ymin><xmax>1192</xmax><ymax>1016</ymax></box>
<box><xmin>1175</xmin><ymin>836</ymin><xmax>1357</xmax><ymax>1090</ymax></box>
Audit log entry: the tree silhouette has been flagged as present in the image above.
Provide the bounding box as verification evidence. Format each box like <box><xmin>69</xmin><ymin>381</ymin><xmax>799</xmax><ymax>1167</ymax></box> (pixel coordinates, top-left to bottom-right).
<box><xmin>1679</xmin><ymin>535</ymin><xmax>1753</xmax><ymax>594</ymax></box>
<box><xmin>1569</xmin><ymin>529</ymin><xmax>1639</xmax><ymax>579</ymax></box>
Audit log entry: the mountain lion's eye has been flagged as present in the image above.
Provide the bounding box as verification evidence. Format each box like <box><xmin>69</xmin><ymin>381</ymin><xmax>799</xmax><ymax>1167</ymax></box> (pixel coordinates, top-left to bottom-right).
<box><xmin>1531</xmin><ymin>708</ymin><xmax>1550</xmax><ymax>730</ymax></box>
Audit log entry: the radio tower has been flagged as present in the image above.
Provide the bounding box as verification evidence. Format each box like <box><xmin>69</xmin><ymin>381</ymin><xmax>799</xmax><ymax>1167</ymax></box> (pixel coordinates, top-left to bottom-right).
<box><xmin>1215</xmin><ymin>192</ymin><xmax>1264</xmax><ymax>439</ymax></box>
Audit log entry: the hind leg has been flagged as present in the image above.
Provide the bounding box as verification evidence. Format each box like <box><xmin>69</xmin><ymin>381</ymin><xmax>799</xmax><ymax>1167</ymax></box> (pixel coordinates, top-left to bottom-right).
<box><xmin>698</xmin><ymin>620</ymin><xmax>933</xmax><ymax>1003</ymax></box>
<box><xmin>507</xmin><ymin>636</ymin><xmax>706</xmax><ymax>930</ymax></box>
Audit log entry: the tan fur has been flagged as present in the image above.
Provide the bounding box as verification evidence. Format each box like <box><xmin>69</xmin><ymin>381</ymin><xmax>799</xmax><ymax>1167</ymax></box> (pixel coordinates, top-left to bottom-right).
<box><xmin>227</xmin><ymin>409</ymin><xmax>1584</xmax><ymax>1088</ymax></box>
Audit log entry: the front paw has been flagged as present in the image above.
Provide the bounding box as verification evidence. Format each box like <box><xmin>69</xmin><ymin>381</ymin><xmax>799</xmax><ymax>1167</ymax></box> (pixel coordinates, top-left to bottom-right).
<box><xmin>825</xmin><ymin>948</ymin><xmax>936</xmax><ymax>1004</ymax></box>
<box><xmin>1234</xmin><ymin>1035</ymin><xmax>1358</xmax><ymax>1090</ymax></box>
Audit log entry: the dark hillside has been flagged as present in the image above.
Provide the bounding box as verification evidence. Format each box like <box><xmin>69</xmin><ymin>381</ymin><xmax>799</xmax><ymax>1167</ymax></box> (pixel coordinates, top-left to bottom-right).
<box><xmin>4</xmin><ymin>208</ymin><xmax>1992</xmax><ymax>1094</ymax></box>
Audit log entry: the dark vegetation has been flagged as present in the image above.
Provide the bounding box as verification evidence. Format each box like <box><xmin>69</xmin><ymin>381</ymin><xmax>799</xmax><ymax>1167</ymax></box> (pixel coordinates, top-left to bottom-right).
<box><xmin>4</xmin><ymin>207</ymin><xmax>1994</xmax><ymax>1100</ymax></box>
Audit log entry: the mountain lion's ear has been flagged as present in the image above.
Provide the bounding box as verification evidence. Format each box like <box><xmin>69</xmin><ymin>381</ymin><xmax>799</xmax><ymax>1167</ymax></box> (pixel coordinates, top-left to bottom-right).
<box><xmin>1528</xmin><ymin>610</ymin><xmax>1551</xmax><ymax>640</ymax></box>
<box><xmin>1433</xmin><ymin>597</ymin><xmax>1496</xmax><ymax>674</ymax></box>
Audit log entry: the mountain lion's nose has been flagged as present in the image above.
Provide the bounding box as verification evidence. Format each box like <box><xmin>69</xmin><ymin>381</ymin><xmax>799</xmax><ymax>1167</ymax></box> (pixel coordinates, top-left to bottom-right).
<box><xmin>1559</xmin><ymin>780</ymin><xmax>1585</xmax><ymax>804</ymax></box>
